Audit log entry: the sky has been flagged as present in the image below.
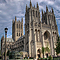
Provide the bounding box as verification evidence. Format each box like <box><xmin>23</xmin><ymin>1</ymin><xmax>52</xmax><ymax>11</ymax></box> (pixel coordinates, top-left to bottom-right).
<box><xmin>0</xmin><ymin>0</ymin><xmax>60</xmax><ymax>41</ymax></box>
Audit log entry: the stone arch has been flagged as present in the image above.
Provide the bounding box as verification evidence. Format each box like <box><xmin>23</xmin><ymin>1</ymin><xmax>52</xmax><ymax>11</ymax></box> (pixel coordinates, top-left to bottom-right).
<box><xmin>44</xmin><ymin>31</ymin><xmax>50</xmax><ymax>40</ymax></box>
<box><xmin>42</xmin><ymin>30</ymin><xmax>51</xmax><ymax>35</ymax></box>
<box><xmin>43</xmin><ymin>30</ymin><xmax>51</xmax><ymax>46</ymax></box>
<box><xmin>43</xmin><ymin>30</ymin><xmax>51</xmax><ymax>57</ymax></box>
<box><xmin>37</xmin><ymin>48</ymin><xmax>42</xmax><ymax>58</ymax></box>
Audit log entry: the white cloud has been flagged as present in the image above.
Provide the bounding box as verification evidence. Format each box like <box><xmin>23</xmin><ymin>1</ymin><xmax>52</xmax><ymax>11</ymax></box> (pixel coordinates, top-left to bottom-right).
<box><xmin>7</xmin><ymin>35</ymin><xmax>12</xmax><ymax>38</ymax></box>
<box><xmin>0</xmin><ymin>0</ymin><xmax>60</xmax><ymax>40</ymax></box>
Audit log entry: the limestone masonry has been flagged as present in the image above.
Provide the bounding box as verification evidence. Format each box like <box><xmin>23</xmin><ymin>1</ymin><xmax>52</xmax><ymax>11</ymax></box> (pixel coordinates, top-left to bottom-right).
<box><xmin>1</xmin><ymin>0</ymin><xmax>58</xmax><ymax>59</ymax></box>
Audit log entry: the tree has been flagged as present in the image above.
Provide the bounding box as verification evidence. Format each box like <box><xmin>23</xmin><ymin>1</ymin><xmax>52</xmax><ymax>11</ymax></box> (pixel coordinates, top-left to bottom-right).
<box><xmin>45</xmin><ymin>47</ymin><xmax>50</xmax><ymax>53</ymax></box>
<box><xmin>42</xmin><ymin>47</ymin><xmax>45</xmax><ymax>58</ymax></box>
<box><xmin>7</xmin><ymin>50</ymin><xmax>10</xmax><ymax>56</ymax></box>
<box><xmin>55</xmin><ymin>36</ymin><xmax>60</xmax><ymax>55</ymax></box>
<box><xmin>20</xmin><ymin>51</ymin><xmax>23</xmax><ymax>57</ymax></box>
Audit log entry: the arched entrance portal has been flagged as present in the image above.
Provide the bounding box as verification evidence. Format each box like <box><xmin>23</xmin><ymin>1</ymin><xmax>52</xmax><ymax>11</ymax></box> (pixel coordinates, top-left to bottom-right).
<box><xmin>44</xmin><ymin>31</ymin><xmax>51</xmax><ymax>58</ymax></box>
<box><xmin>37</xmin><ymin>49</ymin><xmax>41</xmax><ymax>58</ymax></box>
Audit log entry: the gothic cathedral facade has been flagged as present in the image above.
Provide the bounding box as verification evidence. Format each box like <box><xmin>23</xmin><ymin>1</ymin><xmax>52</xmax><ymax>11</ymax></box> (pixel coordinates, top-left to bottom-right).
<box><xmin>25</xmin><ymin>0</ymin><xmax>58</xmax><ymax>58</ymax></box>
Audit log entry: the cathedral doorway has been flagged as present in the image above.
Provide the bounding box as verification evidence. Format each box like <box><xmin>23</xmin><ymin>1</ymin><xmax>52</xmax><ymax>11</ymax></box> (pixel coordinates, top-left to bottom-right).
<box><xmin>46</xmin><ymin>54</ymin><xmax>48</xmax><ymax>58</ymax></box>
<box><xmin>37</xmin><ymin>49</ymin><xmax>41</xmax><ymax>58</ymax></box>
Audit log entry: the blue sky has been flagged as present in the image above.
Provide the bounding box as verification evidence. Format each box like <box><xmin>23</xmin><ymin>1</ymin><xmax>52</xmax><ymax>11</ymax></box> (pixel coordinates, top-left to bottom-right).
<box><xmin>0</xmin><ymin>0</ymin><xmax>60</xmax><ymax>40</ymax></box>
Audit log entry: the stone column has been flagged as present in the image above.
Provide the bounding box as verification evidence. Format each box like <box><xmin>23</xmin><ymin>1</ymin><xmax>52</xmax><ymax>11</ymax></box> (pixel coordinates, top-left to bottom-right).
<box><xmin>50</xmin><ymin>36</ymin><xmax>54</xmax><ymax>57</ymax></box>
<box><xmin>42</xmin><ymin>35</ymin><xmax>44</xmax><ymax>47</ymax></box>
<box><xmin>34</xmin><ymin>30</ymin><xmax>37</xmax><ymax>59</ymax></box>
<box><xmin>38</xmin><ymin>30</ymin><xmax>40</xmax><ymax>41</ymax></box>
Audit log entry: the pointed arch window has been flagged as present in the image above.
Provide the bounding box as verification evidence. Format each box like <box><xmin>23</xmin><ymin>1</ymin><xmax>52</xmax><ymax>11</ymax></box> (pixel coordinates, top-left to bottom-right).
<box><xmin>33</xmin><ymin>10</ymin><xmax>34</xmax><ymax>16</ymax></box>
<box><xmin>17</xmin><ymin>24</ymin><xmax>18</xmax><ymax>28</ymax></box>
<box><xmin>19</xmin><ymin>33</ymin><xmax>20</xmax><ymax>36</ymax></box>
<box><xmin>36</xmin><ymin>11</ymin><xmax>37</xmax><ymax>17</ymax></box>
<box><xmin>21</xmin><ymin>25</ymin><xmax>22</xmax><ymax>29</ymax></box>
<box><xmin>17</xmin><ymin>33</ymin><xmax>18</xmax><ymax>36</ymax></box>
<box><xmin>19</xmin><ymin>24</ymin><xmax>20</xmax><ymax>28</ymax></box>
<box><xmin>21</xmin><ymin>33</ymin><xmax>22</xmax><ymax>36</ymax></box>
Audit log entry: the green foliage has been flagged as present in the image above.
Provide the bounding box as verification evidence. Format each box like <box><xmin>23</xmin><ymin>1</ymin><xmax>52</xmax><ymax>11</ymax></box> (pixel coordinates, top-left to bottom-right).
<box><xmin>20</xmin><ymin>51</ymin><xmax>23</xmax><ymax>57</ymax></box>
<box><xmin>4</xmin><ymin>52</ymin><xmax>5</xmax><ymax>56</ymax></box>
<box><xmin>42</xmin><ymin>47</ymin><xmax>45</xmax><ymax>58</ymax></box>
<box><xmin>42</xmin><ymin>47</ymin><xmax>44</xmax><ymax>53</ymax></box>
<box><xmin>45</xmin><ymin>47</ymin><xmax>50</xmax><ymax>53</ymax></box>
<box><xmin>48</xmin><ymin>55</ymin><xmax>53</xmax><ymax>60</ymax></box>
<box><xmin>24</xmin><ymin>57</ymin><xmax>28</xmax><ymax>59</ymax></box>
<box><xmin>9</xmin><ymin>51</ymin><xmax>15</xmax><ymax>59</ymax></box>
<box><xmin>55</xmin><ymin>36</ymin><xmax>60</xmax><ymax>55</ymax></box>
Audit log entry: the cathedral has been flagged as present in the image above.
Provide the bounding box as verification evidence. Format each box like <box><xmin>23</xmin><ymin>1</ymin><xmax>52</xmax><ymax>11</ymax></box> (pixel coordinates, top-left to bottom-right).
<box><xmin>1</xmin><ymin>0</ymin><xmax>58</xmax><ymax>59</ymax></box>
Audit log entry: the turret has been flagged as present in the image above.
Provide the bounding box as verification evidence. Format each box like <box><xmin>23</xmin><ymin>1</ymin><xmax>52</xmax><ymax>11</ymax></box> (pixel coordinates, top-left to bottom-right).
<box><xmin>30</xmin><ymin>0</ymin><xmax>32</xmax><ymax>8</ymax></box>
<box><xmin>52</xmin><ymin>8</ymin><xmax>54</xmax><ymax>14</ymax></box>
<box><xmin>12</xmin><ymin>19</ymin><xmax>14</xmax><ymax>23</ymax></box>
<box><xmin>37</xmin><ymin>2</ymin><xmax>39</xmax><ymax>10</ymax></box>
<box><xmin>46</xmin><ymin>5</ymin><xmax>48</xmax><ymax>13</ymax></box>
<box><xmin>21</xmin><ymin>18</ymin><xmax>23</xmax><ymax>23</ymax></box>
<box><xmin>15</xmin><ymin>16</ymin><xmax>17</xmax><ymax>22</ymax></box>
<box><xmin>26</xmin><ymin>4</ymin><xmax>27</xmax><ymax>12</ymax></box>
<box><xmin>34</xmin><ymin>5</ymin><xmax>35</xmax><ymax>8</ymax></box>
<box><xmin>42</xmin><ymin>10</ymin><xmax>43</xmax><ymax>20</ymax></box>
<box><xmin>42</xmin><ymin>10</ymin><xmax>43</xmax><ymax>15</ymax></box>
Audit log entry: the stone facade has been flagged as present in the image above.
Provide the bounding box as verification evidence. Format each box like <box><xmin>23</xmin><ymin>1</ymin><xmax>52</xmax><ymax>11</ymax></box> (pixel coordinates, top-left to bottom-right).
<box><xmin>25</xmin><ymin>0</ymin><xmax>58</xmax><ymax>58</ymax></box>
<box><xmin>1</xmin><ymin>0</ymin><xmax>58</xmax><ymax>59</ymax></box>
<box><xmin>1</xmin><ymin>36</ymin><xmax>14</xmax><ymax>58</ymax></box>
<box><xmin>11</xmin><ymin>35</ymin><xmax>25</xmax><ymax>52</ymax></box>
<box><xmin>12</xmin><ymin>16</ymin><xmax>23</xmax><ymax>41</ymax></box>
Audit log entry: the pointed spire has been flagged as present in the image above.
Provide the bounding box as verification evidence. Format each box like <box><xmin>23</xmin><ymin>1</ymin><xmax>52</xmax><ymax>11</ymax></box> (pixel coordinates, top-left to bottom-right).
<box><xmin>30</xmin><ymin>0</ymin><xmax>32</xmax><ymax>8</ymax></box>
<box><xmin>34</xmin><ymin>5</ymin><xmax>35</xmax><ymax>8</ymax></box>
<box><xmin>12</xmin><ymin>19</ymin><xmax>14</xmax><ymax>23</ymax></box>
<box><xmin>46</xmin><ymin>5</ymin><xmax>48</xmax><ymax>12</ymax></box>
<box><xmin>52</xmin><ymin>8</ymin><xmax>54</xmax><ymax>14</ymax></box>
<box><xmin>15</xmin><ymin>16</ymin><xmax>17</xmax><ymax>22</ymax></box>
<box><xmin>42</xmin><ymin>10</ymin><xmax>43</xmax><ymax>15</ymax></box>
<box><xmin>26</xmin><ymin>4</ymin><xmax>27</xmax><ymax>12</ymax></box>
<box><xmin>21</xmin><ymin>18</ymin><xmax>23</xmax><ymax>23</ymax></box>
<box><xmin>37</xmin><ymin>2</ymin><xmax>39</xmax><ymax>10</ymax></box>
<box><xmin>42</xmin><ymin>10</ymin><xmax>43</xmax><ymax>20</ymax></box>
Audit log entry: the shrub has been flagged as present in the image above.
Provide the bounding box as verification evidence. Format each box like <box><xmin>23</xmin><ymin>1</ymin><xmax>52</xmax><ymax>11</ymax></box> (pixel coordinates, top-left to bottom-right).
<box><xmin>49</xmin><ymin>55</ymin><xmax>53</xmax><ymax>60</ymax></box>
<box><xmin>29</xmin><ymin>57</ymin><xmax>34</xmax><ymax>59</ymax></box>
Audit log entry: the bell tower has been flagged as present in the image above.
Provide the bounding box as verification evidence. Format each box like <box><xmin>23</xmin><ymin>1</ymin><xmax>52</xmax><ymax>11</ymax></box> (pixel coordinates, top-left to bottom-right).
<box><xmin>25</xmin><ymin>0</ymin><xmax>42</xmax><ymax>58</ymax></box>
<box><xmin>12</xmin><ymin>16</ymin><xmax>23</xmax><ymax>41</ymax></box>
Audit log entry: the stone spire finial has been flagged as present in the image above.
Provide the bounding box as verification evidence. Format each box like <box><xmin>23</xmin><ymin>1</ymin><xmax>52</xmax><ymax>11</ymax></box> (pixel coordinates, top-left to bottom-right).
<box><xmin>46</xmin><ymin>5</ymin><xmax>48</xmax><ymax>12</ymax></box>
<box><xmin>26</xmin><ymin>4</ymin><xmax>27</xmax><ymax>12</ymax></box>
<box><xmin>34</xmin><ymin>5</ymin><xmax>35</xmax><ymax>8</ymax></box>
<box><xmin>37</xmin><ymin>2</ymin><xmax>39</xmax><ymax>10</ymax></box>
<box><xmin>52</xmin><ymin>8</ymin><xmax>54</xmax><ymax>14</ymax></box>
<box><xmin>42</xmin><ymin>10</ymin><xmax>43</xmax><ymax>20</ymax></box>
<box><xmin>15</xmin><ymin>16</ymin><xmax>17</xmax><ymax>22</ymax></box>
<box><xmin>30</xmin><ymin>0</ymin><xmax>32</xmax><ymax>8</ymax></box>
<box><xmin>42</xmin><ymin>10</ymin><xmax>43</xmax><ymax>15</ymax></box>
<box><xmin>21</xmin><ymin>18</ymin><xmax>23</xmax><ymax>23</ymax></box>
<box><xmin>12</xmin><ymin>19</ymin><xmax>14</xmax><ymax>23</ymax></box>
